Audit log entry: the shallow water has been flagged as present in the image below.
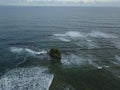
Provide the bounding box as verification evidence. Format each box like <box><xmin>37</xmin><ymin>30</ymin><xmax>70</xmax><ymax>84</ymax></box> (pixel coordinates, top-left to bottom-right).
<box><xmin>0</xmin><ymin>6</ymin><xmax>120</xmax><ymax>90</ymax></box>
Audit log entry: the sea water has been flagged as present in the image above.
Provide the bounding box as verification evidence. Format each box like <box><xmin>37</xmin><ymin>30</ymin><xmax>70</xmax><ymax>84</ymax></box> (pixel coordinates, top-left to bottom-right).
<box><xmin>0</xmin><ymin>6</ymin><xmax>120</xmax><ymax>90</ymax></box>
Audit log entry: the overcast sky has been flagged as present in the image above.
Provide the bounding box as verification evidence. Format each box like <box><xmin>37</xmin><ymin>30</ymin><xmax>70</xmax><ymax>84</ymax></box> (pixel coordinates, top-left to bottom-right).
<box><xmin>0</xmin><ymin>0</ymin><xmax>119</xmax><ymax>6</ymax></box>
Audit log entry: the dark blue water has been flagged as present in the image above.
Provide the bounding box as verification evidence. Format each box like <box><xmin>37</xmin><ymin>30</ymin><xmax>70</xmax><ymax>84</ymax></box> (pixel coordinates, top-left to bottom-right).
<box><xmin>0</xmin><ymin>6</ymin><xmax>120</xmax><ymax>90</ymax></box>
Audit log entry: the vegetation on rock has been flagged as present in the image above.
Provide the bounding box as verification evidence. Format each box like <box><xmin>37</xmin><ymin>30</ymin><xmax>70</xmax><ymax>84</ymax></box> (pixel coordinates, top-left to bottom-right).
<box><xmin>49</xmin><ymin>48</ymin><xmax>61</xmax><ymax>62</ymax></box>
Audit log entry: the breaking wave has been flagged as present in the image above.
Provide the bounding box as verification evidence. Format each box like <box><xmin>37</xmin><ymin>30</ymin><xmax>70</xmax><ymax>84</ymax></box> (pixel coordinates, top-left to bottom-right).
<box><xmin>54</xmin><ymin>31</ymin><xmax>118</xmax><ymax>39</ymax></box>
<box><xmin>53</xmin><ymin>31</ymin><xmax>118</xmax><ymax>49</ymax></box>
<box><xmin>58</xmin><ymin>37</ymin><xmax>71</xmax><ymax>42</ymax></box>
<box><xmin>75</xmin><ymin>39</ymin><xmax>100</xmax><ymax>49</ymax></box>
<box><xmin>65</xmin><ymin>31</ymin><xmax>85</xmax><ymax>37</ymax></box>
<box><xmin>61</xmin><ymin>54</ymin><xmax>83</xmax><ymax>66</ymax></box>
<box><xmin>10</xmin><ymin>47</ymin><xmax>47</xmax><ymax>55</ymax></box>
<box><xmin>88</xmin><ymin>59</ymin><xmax>103</xmax><ymax>69</ymax></box>
<box><xmin>110</xmin><ymin>55</ymin><xmax>120</xmax><ymax>66</ymax></box>
<box><xmin>54</xmin><ymin>31</ymin><xmax>85</xmax><ymax>38</ymax></box>
<box><xmin>61</xmin><ymin>54</ymin><xmax>104</xmax><ymax>69</ymax></box>
<box><xmin>115</xmin><ymin>55</ymin><xmax>120</xmax><ymax>63</ymax></box>
<box><xmin>89</xmin><ymin>31</ymin><xmax>118</xmax><ymax>38</ymax></box>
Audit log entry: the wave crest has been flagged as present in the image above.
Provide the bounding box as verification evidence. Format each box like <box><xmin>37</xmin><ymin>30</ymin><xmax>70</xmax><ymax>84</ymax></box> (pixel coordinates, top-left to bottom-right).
<box><xmin>10</xmin><ymin>47</ymin><xmax>47</xmax><ymax>55</ymax></box>
<box><xmin>54</xmin><ymin>31</ymin><xmax>118</xmax><ymax>39</ymax></box>
<box><xmin>54</xmin><ymin>31</ymin><xmax>85</xmax><ymax>38</ymax></box>
<box><xmin>89</xmin><ymin>31</ymin><xmax>118</xmax><ymax>38</ymax></box>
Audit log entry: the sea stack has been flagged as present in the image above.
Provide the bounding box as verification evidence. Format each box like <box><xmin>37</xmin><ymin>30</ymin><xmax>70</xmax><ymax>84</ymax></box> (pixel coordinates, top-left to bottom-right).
<box><xmin>48</xmin><ymin>48</ymin><xmax>61</xmax><ymax>62</ymax></box>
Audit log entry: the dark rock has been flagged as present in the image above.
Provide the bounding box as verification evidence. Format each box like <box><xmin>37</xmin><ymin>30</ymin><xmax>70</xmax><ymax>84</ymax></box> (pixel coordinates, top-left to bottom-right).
<box><xmin>48</xmin><ymin>48</ymin><xmax>61</xmax><ymax>62</ymax></box>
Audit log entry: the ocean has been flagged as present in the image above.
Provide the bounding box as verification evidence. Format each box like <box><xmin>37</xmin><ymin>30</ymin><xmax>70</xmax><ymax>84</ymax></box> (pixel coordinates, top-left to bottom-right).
<box><xmin>0</xmin><ymin>6</ymin><xmax>120</xmax><ymax>90</ymax></box>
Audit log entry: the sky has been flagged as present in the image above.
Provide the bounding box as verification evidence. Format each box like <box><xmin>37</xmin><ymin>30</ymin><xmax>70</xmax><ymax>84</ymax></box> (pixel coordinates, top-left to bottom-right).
<box><xmin>0</xmin><ymin>0</ymin><xmax>119</xmax><ymax>6</ymax></box>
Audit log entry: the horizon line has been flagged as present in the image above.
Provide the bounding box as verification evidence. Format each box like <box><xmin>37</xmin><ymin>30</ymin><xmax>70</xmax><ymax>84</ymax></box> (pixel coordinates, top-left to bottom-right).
<box><xmin>0</xmin><ymin>4</ymin><xmax>120</xmax><ymax>7</ymax></box>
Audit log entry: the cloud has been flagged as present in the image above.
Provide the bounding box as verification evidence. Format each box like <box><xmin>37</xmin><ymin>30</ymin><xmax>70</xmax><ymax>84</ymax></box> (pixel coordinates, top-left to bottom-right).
<box><xmin>0</xmin><ymin>0</ymin><xmax>119</xmax><ymax>6</ymax></box>
<box><xmin>25</xmin><ymin>0</ymin><xmax>116</xmax><ymax>6</ymax></box>
<box><xmin>26</xmin><ymin>0</ymin><xmax>113</xmax><ymax>3</ymax></box>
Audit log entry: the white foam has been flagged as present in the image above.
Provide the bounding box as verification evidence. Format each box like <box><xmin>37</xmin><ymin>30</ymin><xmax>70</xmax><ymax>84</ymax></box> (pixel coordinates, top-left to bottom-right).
<box><xmin>10</xmin><ymin>47</ymin><xmax>47</xmax><ymax>55</ymax></box>
<box><xmin>61</xmin><ymin>54</ymin><xmax>103</xmax><ymax>69</ymax></box>
<box><xmin>65</xmin><ymin>31</ymin><xmax>85</xmax><ymax>37</ymax></box>
<box><xmin>54</xmin><ymin>31</ymin><xmax>85</xmax><ymax>38</ymax></box>
<box><xmin>75</xmin><ymin>39</ymin><xmax>99</xmax><ymax>49</ymax></box>
<box><xmin>86</xmin><ymin>39</ymin><xmax>92</xmax><ymax>42</ymax></box>
<box><xmin>53</xmin><ymin>34</ymin><xmax>66</xmax><ymax>37</ymax></box>
<box><xmin>97</xmin><ymin>66</ymin><xmax>103</xmax><ymax>69</ymax></box>
<box><xmin>53</xmin><ymin>31</ymin><xmax>118</xmax><ymax>49</ymax></box>
<box><xmin>58</xmin><ymin>37</ymin><xmax>71</xmax><ymax>42</ymax></box>
<box><xmin>88</xmin><ymin>59</ymin><xmax>102</xmax><ymax>69</ymax></box>
<box><xmin>104</xmin><ymin>66</ymin><xmax>110</xmax><ymax>68</ymax></box>
<box><xmin>87</xmin><ymin>40</ymin><xmax>100</xmax><ymax>49</ymax></box>
<box><xmin>61</xmin><ymin>54</ymin><xmax>84</xmax><ymax>66</ymax></box>
<box><xmin>54</xmin><ymin>31</ymin><xmax>118</xmax><ymax>39</ymax></box>
<box><xmin>89</xmin><ymin>31</ymin><xmax>118</xmax><ymax>38</ymax></box>
<box><xmin>10</xmin><ymin>47</ymin><xmax>24</xmax><ymax>53</ymax></box>
<box><xmin>110</xmin><ymin>61</ymin><xmax>120</xmax><ymax>66</ymax></box>
<box><xmin>54</xmin><ymin>31</ymin><xmax>85</xmax><ymax>42</ymax></box>
<box><xmin>111</xmin><ymin>40</ymin><xmax>120</xmax><ymax>49</ymax></box>
<box><xmin>110</xmin><ymin>55</ymin><xmax>120</xmax><ymax>66</ymax></box>
<box><xmin>0</xmin><ymin>67</ymin><xmax>54</xmax><ymax>90</ymax></box>
<box><xmin>115</xmin><ymin>55</ymin><xmax>120</xmax><ymax>63</ymax></box>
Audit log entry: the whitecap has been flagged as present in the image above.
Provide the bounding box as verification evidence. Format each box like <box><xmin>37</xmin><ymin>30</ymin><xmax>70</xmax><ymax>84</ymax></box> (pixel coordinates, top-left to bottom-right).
<box><xmin>65</xmin><ymin>31</ymin><xmax>85</xmax><ymax>37</ymax></box>
<box><xmin>104</xmin><ymin>66</ymin><xmax>110</xmax><ymax>68</ymax></box>
<box><xmin>86</xmin><ymin>39</ymin><xmax>92</xmax><ymax>42</ymax></box>
<box><xmin>58</xmin><ymin>37</ymin><xmax>71</xmax><ymax>42</ymax></box>
<box><xmin>10</xmin><ymin>47</ymin><xmax>47</xmax><ymax>55</ymax></box>
<box><xmin>87</xmin><ymin>40</ymin><xmax>100</xmax><ymax>49</ymax></box>
<box><xmin>111</xmin><ymin>40</ymin><xmax>120</xmax><ymax>49</ymax></box>
<box><xmin>53</xmin><ymin>34</ymin><xmax>66</xmax><ymax>37</ymax></box>
<box><xmin>54</xmin><ymin>31</ymin><xmax>118</xmax><ymax>39</ymax></box>
<box><xmin>115</xmin><ymin>55</ymin><xmax>120</xmax><ymax>63</ymax></box>
<box><xmin>97</xmin><ymin>66</ymin><xmax>103</xmax><ymax>69</ymax></box>
<box><xmin>61</xmin><ymin>54</ymin><xmax>87</xmax><ymax>66</ymax></box>
<box><xmin>0</xmin><ymin>67</ymin><xmax>54</xmax><ymax>90</ymax></box>
<box><xmin>88</xmin><ymin>59</ymin><xmax>102</xmax><ymax>69</ymax></box>
<box><xmin>10</xmin><ymin>47</ymin><xmax>24</xmax><ymax>53</ymax></box>
<box><xmin>54</xmin><ymin>31</ymin><xmax>85</xmax><ymax>38</ymax></box>
<box><xmin>75</xmin><ymin>39</ymin><xmax>99</xmax><ymax>49</ymax></box>
<box><xmin>110</xmin><ymin>55</ymin><xmax>120</xmax><ymax>66</ymax></box>
<box><xmin>89</xmin><ymin>31</ymin><xmax>118</xmax><ymax>38</ymax></box>
<box><xmin>110</xmin><ymin>61</ymin><xmax>120</xmax><ymax>66</ymax></box>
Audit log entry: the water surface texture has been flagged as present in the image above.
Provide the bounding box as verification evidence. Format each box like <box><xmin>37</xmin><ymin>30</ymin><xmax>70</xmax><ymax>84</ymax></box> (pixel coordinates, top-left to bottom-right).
<box><xmin>0</xmin><ymin>6</ymin><xmax>120</xmax><ymax>90</ymax></box>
